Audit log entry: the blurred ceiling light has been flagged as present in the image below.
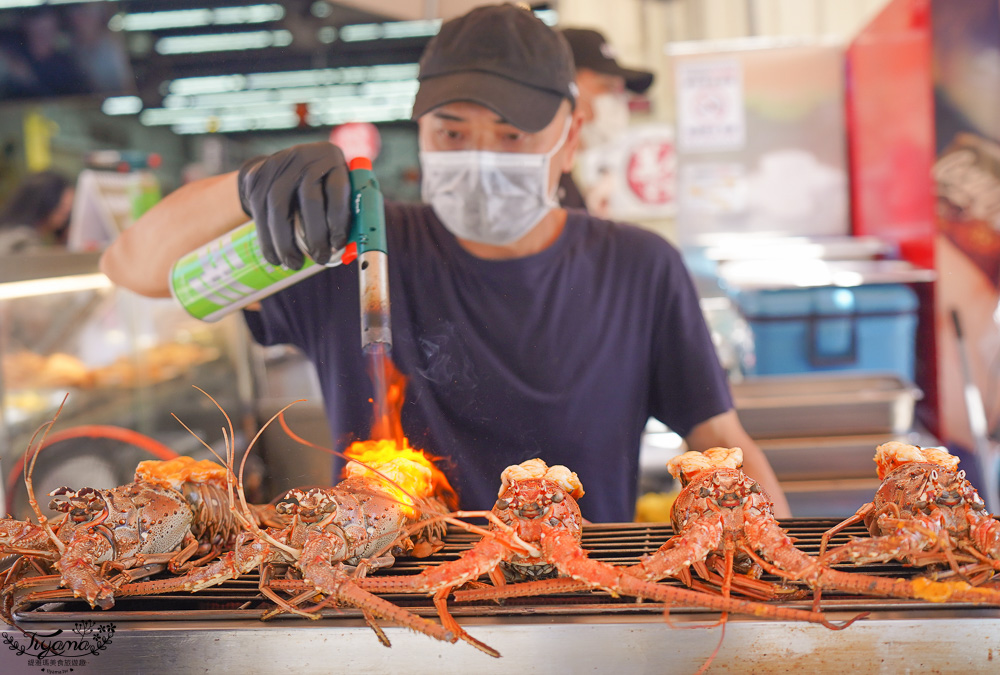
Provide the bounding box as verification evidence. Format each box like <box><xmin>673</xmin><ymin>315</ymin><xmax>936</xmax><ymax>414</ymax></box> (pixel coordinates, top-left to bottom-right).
<box><xmin>143</xmin><ymin>92</ymin><xmax>416</xmax><ymax>125</ymax></box>
<box><xmin>109</xmin><ymin>5</ymin><xmax>285</xmax><ymax>32</ymax></box>
<box><xmin>162</xmin><ymin>80</ymin><xmax>417</xmax><ymax>109</ymax></box>
<box><xmin>310</xmin><ymin>1</ymin><xmax>333</xmax><ymax>18</ymax></box>
<box><xmin>0</xmin><ymin>0</ymin><xmax>110</xmax><ymax>8</ymax></box>
<box><xmin>143</xmin><ymin>94</ymin><xmax>416</xmax><ymax>134</ymax></box>
<box><xmin>318</xmin><ymin>26</ymin><xmax>337</xmax><ymax>44</ymax></box>
<box><xmin>339</xmin><ymin>19</ymin><xmax>440</xmax><ymax>42</ymax></box>
<box><xmin>168</xmin><ymin>75</ymin><xmax>248</xmax><ymax>96</ymax></box>
<box><xmin>101</xmin><ymin>95</ymin><xmax>143</xmax><ymax>115</ymax></box>
<box><xmin>166</xmin><ymin>64</ymin><xmax>418</xmax><ymax>95</ymax></box>
<box><xmin>155</xmin><ymin>29</ymin><xmax>292</xmax><ymax>55</ymax></box>
<box><xmin>337</xmin><ymin>9</ymin><xmax>555</xmax><ymax>43</ymax></box>
<box><xmin>533</xmin><ymin>9</ymin><xmax>558</xmax><ymax>26</ymax></box>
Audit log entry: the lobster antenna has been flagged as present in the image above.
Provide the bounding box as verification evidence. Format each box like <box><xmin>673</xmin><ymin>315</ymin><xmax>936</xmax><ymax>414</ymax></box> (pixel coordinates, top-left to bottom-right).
<box><xmin>378</xmin><ymin>508</ymin><xmax>541</xmax><ymax>560</ymax></box>
<box><xmin>190</xmin><ymin>385</ymin><xmax>238</xmax><ymax>503</ymax></box>
<box><xmin>24</xmin><ymin>394</ymin><xmax>70</xmax><ymax>554</ymax></box>
<box><xmin>235</xmin><ymin>401</ymin><xmax>304</xmax><ymax>557</ymax></box>
<box><xmin>191</xmin><ymin>386</ymin><xmax>236</xmax><ymax>479</ymax></box>
<box><xmin>173</xmin><ymin>389</ymin><xmax>298</xmax><ymax>555</ymax></box>
<box><xmin>179</xmin><ymin>387</ymin><xmax>299</xmax><ymax>556</ymax></box>
<box><xmin>172</xmin><ymin>387</ymin><xmax>244</xmax><ymax>512</ymax></box>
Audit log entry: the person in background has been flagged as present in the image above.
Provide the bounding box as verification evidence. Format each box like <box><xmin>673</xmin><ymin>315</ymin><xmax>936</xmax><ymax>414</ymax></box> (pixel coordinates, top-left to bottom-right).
<box><xmin>0</xmin><ymin>8</ymin><xmax>87</xmax><ymax>99</ymax></box>
<box><xmin>101</xmin><ymin>4</ymin><xmax>790</xmax><ymax>522</ymax></box>
<box><xmin>66</xmin><ymin>3</ymin><xmax>133</xmax><ymax>93</ymax></box>
<box><xmin>0</xmin><ymin>170</ymin><xmax>74</xmax><ymax>254</ymax></box>
<box><xmin>559</xmin><ymin>28</ymin><xmax>654</xmax><ymax>216</ymax></box>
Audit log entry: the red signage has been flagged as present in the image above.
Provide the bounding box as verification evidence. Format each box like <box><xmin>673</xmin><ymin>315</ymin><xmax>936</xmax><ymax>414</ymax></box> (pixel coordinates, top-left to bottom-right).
<box><xmin>329</xmin><ymin>122</ymin><xmax>382</xmax><ymax>162</ymax></box>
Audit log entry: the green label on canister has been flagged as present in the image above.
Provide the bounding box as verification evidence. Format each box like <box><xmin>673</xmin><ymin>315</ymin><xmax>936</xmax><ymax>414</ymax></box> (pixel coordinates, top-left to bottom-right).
<box><xmin>169</xmin><ymin>222</ymin><xmax>327</xmax><ymax>322</ymax></box>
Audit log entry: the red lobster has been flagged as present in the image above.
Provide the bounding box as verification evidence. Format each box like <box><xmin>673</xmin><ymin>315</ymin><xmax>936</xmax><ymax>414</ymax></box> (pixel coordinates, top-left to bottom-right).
<box><xmin>360</xmin><ymin>458</ymin><xmax>859</xmax><ymax>658</ymax></box>
<box><xmin>115</xmin><ymin>403</ymin><xmax>465</xmax><ymax>650</ymax></box>
<box><xmin>2</xmin><ymin>455</ymin><xmax>251</xmax><ymax>621</ymax></box>
<box><xmin>821</xmin><ymin>442</ymin><xmax>1000</xmax><ymax>581</ymax></box>
<box><xmin>621</xmin><ymin>447</ymin><xmax>1000</xmax><ymax>608</ymax></box>
<box><xmin>1</xmin><ymin>400</ymin><xmax>274</xmax><ymax>624</ymax></box>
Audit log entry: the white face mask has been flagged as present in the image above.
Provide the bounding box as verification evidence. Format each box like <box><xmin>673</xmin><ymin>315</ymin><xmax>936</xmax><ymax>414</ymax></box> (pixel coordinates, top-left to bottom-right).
<box><xmin>579</xmin><ymin>92</ymin><xmax>630</xmax><ymax>149</ymax></box>
<box><xmin>420</xmin><ymin>118</ymin><xmax>571</xmax><ymax>246</ymax></box>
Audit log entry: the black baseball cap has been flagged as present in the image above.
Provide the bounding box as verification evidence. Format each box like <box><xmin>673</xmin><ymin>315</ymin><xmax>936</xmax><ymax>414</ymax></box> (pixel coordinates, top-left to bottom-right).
<box><xmin>561</xmin><ymin>28</ymin><xmax>654</xmax><ymax>94</ymax></box>
<box><xmin>412</xmin><ymin>4</ymin><xmax>576</xmax><ymax>133</ymax></box>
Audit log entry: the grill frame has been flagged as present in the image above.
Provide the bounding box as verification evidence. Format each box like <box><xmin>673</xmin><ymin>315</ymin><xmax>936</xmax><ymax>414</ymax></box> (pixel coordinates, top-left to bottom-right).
<box><xmin>8</xmin><ymin>517</ymin><xmax>996</xmax><ymax>624</ymax></box>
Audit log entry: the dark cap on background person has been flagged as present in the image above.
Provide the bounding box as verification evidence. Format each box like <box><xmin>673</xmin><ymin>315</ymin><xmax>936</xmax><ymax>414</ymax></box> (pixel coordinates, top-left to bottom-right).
<box><xmin>411</xmin><ymin>3</ymin><xmax>577</xmax><ymax>133</ymax></box>
<box><xmin>561</xmin><ymin>28</ymin><xmax>654</xmax><ymax>94</ymax></box>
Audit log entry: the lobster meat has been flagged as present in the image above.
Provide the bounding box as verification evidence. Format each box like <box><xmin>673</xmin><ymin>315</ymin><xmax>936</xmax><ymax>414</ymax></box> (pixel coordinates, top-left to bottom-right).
<box><xmin>821</xmin><ymin>442</ymin><xmax>1000</xmax><ymax>580</ymax></box>
<box><xmin>360</xmin><ymin>458</ymin><xmax>859</xmax><ymax>659</ymax></box>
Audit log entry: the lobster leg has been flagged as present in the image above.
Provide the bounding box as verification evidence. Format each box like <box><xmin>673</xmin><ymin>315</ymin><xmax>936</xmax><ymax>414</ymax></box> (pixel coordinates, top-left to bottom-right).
<box><xmin>748</xmin><ymin>516</ymin><xmax>1000</xmax><ymax>607</ymax></box>
<box><xmin>971</xmin><ymin>516</ymin><xmax>1000</xmax><ymax>561</ymax></box>
<box><xmin>360</xmin><ymin>536</ymin><xmax>512</xmax><ymax>595</ymax></box>
<box><xmin>822</xmin><ymin>514</ymin><xmax>941</xmax><ymax>566</ymax></box>
<box><xmin>54</xmin><ymin>528</ymin><xmax>117</xmax><ymax>609</ymax></box>
<box><xmin>117</xmin><ymin>532</ymin><xmax>271</xmax><ymax>598</ymax></box>
<box><xmin>540</xmin><ymin>529</ymin><xmax>856</xmax><ymax>628</ymax></box>
<box><xmin>298</xmin><ymin>531</ymin><xmax>459</xmax><ymax>647</ymax></box>
<box><xmin>257</xmin><ymin>564</ymin><xmax>325</xmax><ymax>620</ymax></box>
<box><xmin>818</xmin><ymin>504</ymin><xmax>873</xmax><ymax>558</ymax></box>
<box><xmin>453</xmin><ymin>576</ymin><xmax>593</xmax><ymax>602</ymax></box>
<box><xmin>626</xmin><ymin>517</ymin><xmax>724</xmax><ymax>582</ymax></box>
<box><xmin>432</xmin><ymin>587</ymin><xmax>500</xmax><ymax>658</ymax></box>
<box><xmin>1</xmin><ymin>558</ymin><xmax>56</xmax><ymax>624</ymax></box>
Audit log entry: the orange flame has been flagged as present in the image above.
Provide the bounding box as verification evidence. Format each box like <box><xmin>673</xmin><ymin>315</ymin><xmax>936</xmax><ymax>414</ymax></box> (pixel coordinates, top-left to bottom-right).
<box><xmin>349</xmin><ymin>348</ymin><xmax>458</xmax><ymax>515</ymax></box>
<box><xmin>344</xmin><ymin>438</ymin><xmax>457</xmax><ymax>515</ymax></box>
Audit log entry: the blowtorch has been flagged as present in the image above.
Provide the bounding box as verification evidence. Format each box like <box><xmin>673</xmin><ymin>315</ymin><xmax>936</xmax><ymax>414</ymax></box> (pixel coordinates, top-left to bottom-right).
<box><xmin>169</xmin><ymin>156</ymin><xmax>393</xmax><ymax>415</ymax></box>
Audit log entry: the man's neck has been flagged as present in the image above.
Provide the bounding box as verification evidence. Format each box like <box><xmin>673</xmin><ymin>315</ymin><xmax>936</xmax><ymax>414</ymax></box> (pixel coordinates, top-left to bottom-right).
<box><xmin>455</xmin><ymin>209</ymin><xmax>568</xmax><ymax>260</ymax></box>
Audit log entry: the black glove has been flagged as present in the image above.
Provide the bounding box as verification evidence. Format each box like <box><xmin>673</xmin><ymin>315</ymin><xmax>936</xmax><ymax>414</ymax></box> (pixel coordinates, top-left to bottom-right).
<box><xmin>237</xmin><ymin>142</ymin><xmax>351</xmax><ymax>269</ymax></box>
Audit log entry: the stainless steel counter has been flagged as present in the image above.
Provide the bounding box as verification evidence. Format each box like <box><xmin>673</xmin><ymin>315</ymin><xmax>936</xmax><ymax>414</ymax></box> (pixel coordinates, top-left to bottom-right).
<box><xmin>4</xmin><ymin>609</ymin><xmax>1000</xmax><ymax>674</ymax></box>
<box><xmin>4</xmin><ymin>520</ymin><xmax>999</xmax><ymax>674</ymax></box>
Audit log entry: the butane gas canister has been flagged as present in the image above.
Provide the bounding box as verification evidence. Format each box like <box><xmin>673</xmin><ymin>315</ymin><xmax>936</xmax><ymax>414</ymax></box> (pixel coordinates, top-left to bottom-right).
<box><xmin>169</xmin><ymin>157</ymin><xmax>384</xmax><ymax>322</ymax></box>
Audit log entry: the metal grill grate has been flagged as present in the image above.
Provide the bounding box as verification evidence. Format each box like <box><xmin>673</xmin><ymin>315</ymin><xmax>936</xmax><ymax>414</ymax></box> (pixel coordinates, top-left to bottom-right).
<box><xmin>10</xmin><ymin>518</ymin><xmax>978</xmax><ymax>623</ymax></box>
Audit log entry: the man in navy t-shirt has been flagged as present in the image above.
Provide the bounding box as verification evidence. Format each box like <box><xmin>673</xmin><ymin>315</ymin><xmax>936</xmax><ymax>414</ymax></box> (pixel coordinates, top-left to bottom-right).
<box><xmin>100</xmin><ymin>4</ymin><xmax>789</xmax><ymax>522</ymax></box>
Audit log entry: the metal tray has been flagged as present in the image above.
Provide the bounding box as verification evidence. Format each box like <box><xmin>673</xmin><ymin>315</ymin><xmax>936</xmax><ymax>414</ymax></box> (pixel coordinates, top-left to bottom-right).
<box><xmin>733</xmin><ymin>372</ymin><xmax>922</xmax><ymax>439</ymax></box>
<box><xmin>757</xmin><ymin>433</ymin><xmax>905</xmax><ymax>481</ymax></box>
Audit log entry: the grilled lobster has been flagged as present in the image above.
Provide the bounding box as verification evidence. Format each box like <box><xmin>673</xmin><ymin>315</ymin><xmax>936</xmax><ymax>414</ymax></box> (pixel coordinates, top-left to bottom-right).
<box><xmin>115</xmin><ymin>418</ymin><xmax>462</xmax><ymax>650</ymax></box>
<box><xmin>2</xmin><ymin>455</ymin><xmax>250</xmax><ymax>622</ymax></box>
<box><xmin>360</xmin><ymin>458</ymin><xmax>860</xmax><ymax>658</ymax></box>
<box><xmin>621</xmin><ymin>447</ymin><xmax>1000</xmax><ymax>608</ymax></box>
<box><xmin>821</xmin><ymin>442</ymin><xmax>1000</xmax><ymax>581</ymax></box>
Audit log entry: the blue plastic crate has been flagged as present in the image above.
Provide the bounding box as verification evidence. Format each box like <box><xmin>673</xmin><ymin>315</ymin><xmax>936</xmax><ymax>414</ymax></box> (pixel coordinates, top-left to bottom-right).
<box><xmin>732</xmin><ymin>284</ymin><xmax>918</xmax><ymax>381</ymax></box>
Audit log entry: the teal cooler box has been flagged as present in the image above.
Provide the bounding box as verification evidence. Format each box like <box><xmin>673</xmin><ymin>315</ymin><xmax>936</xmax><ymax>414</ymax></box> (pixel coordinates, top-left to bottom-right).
<box><xmin>732</xmin><ymin>284</ymin><xmax>918</xmax><ymax>381</ymax></box>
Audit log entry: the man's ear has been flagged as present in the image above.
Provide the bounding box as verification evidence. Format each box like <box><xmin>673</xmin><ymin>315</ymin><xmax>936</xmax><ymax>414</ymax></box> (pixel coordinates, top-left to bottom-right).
<box><xmin>558</xmin><ymin>109</ymin><xmax>585</xmax><ymax>173</ymax></box>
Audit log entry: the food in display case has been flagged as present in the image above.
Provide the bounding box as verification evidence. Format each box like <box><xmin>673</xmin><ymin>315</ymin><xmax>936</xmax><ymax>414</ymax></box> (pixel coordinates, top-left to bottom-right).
<box><xmin>0</xmin><ymin>252</ymin><xmax>255</xmax><ymax>516</ymax></box>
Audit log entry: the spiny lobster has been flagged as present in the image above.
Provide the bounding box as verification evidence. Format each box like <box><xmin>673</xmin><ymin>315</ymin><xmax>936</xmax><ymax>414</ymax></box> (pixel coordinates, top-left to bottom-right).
<box><xmin>621</xmin><ymin>447</ymin><xmax>1000</xmax><ymax>609</ymax></box>
<box><xmin>114</xmin><ymin>400</ymin><xmax>475</xmax><ymax>651</ymax></box>
<box><xmin>821</xmin><ymin>441</ymin><xmax>1000</xmax><ymax>583</ymax></box>
<box><xmin>3</xmin><ymin>457</ymin><xmax>254</xmax><ymax>618</ymax></box>
<box><xmin>1</xmin><ymin>416</ymin><xmax>252</xmax><ymax>623</ymax></box>
<box><xmin>465</xmin><ymin>448</ymin><xmax>1000</xmax><ymax>613</ymax></box>
<box><xmin>359</xmin><ymin>458</ymin><xmax>861</xmax><ymax>659</ymax></box>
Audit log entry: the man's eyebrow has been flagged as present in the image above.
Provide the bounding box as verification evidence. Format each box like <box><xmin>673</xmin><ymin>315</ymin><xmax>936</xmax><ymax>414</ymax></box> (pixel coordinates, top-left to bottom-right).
<box><xmin>431</xmin><ymin>110</ymin><xmax>510</xmax><ymax>125</ymax></box>
<box><xmin>432</xmin><ymin>111</ymin><xmax>466</xmax><ymax>122</ymax></box>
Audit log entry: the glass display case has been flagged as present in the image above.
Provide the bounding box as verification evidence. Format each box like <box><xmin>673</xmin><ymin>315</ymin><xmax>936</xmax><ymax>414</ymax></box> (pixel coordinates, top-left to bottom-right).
<box><xmin>0</xmin><ymin>251</ymin><xmax>256</xmax><ymax>518</ymax></box>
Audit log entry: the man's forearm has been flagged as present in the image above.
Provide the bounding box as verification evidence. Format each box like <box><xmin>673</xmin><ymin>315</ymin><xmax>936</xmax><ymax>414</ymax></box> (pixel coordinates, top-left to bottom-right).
<box><xmin>100</xmin><ymin>172</ymin><xmax>246</xmax><ymax>297</ymax></box>
<box><xmin>739</xmin><ymin>441</ymin><xmax>791</xmax><ymax>518</ymax></box>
